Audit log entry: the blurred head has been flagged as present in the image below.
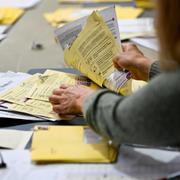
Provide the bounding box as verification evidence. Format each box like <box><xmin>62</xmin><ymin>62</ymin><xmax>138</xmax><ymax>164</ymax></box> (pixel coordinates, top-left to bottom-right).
<box><xmin>156</xmin><ymin>0</ymin><xmax>180</xmax><ymax>70</ymax></box>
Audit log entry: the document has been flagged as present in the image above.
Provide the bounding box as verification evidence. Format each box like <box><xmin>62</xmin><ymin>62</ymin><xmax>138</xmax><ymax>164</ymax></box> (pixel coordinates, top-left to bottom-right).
<box><xmin>0</xmin><ymin>7</ymin><xmax>24</xmax><ymax>25</ymax></box>
<box><xmin>55</xmin><ymin>7</ymin><xmax>130</xmax><ymax>93</ymax></box>
<box><xmin>0</xmin><ymin>129</ymin><xmax>32</xmax><ymax>149</ymax></box>
<box><xmin>31</xmin><ymin>125</ymin><xmax>118</xmax><ymax>163</ymax></box>
<box><xmin>0</xmin><ymin>0</ymin><xmax>41</xmax><ymax>9</ymax></box>
<box><xmin>27</xmin><ymin>70</ymin><xmax>99</xmax><ymax>101</ymax></box>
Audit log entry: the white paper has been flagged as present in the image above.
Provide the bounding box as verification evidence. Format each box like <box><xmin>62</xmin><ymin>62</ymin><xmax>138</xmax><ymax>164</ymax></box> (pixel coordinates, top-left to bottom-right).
<box><xmin>1</xmin><ymin>146</ymin><xmax>180</xmax><ymax>180</ymax></box>
<box><xmin>0</xmin><ymin>130</ymin><xmax>32</xmax><ymax>149</ymax></box>
<box><xmin>0</xmin><ymin>150</ymin><xmax>135</xmax><ymax>180</ymax></box>
<box><xmin>0</xmin><ymin>34</ymin><xmax>7</xmax><ymax>41</ymax></box>
<box><xmin>0</xmin><ymin>0</ymin><xmax>41</xmax><ymax>9</ymax></box>
<box><xmin>0</xmin><ymin>25</ymin><xmax>9</xmax><ymax>34</ymax></box>
<box><xmin>0</xmin><ymin>71</ymin><xmax>31</xmax><ymax>93</ymax></box>
<box><xmin>131</xmin><ymin>37</ymin><xmax>159</xmax><ymax>51</ymax></box>
<box><xmin>118</xmin><ymin>18</ymin><xmax>154</xmax><ymax>33</ymax></box>
<box><xmin>134</xmin><ymin>147</ymin><xmax>180</xmax><ymax>163</ymax></box>
<box><xmin>0</xmin><ymin>109</ymin><xmax>48</xmax><ymax>121</ymax></box>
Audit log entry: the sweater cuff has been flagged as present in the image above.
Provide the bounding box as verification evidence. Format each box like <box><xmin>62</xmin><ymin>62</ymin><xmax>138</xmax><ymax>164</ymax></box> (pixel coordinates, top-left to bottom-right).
<box><xmin>148</xmin><ymin>61</ymin><xmax>161</xmax><ymax>80</ymax></box>
<box><xmin>82</xmin><ymin>89</ymin><xmax>112</xmax><ymax>132</ymax></box>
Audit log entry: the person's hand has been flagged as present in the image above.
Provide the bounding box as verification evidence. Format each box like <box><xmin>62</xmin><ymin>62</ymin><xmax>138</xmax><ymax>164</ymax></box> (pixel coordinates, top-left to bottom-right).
<box><xmin>49</xmin><ymin>85</ymin><xmax>96</xmax><ymax>115</ymax></box>
<box><xmin>113</xmin><ymin>43</ymin><xmax>153</xmax><ymax>81</ymax></box>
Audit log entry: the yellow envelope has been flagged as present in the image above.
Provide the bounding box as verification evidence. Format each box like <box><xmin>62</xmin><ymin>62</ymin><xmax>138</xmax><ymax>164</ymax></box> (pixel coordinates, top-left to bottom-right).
<box><xmin>116</xmin><ymin>6</ymin><xmax>144</xmax><ymax>19</ymax></box>
<box><xmin>31</xmin><ymin>126</ymin><xmax>118</xmax><ymax>163</ymax></box>
<box><xmin>135</xmin><ymin>0</ymin><xmax>154</xmax><ymax>9</ymax></box>
<box><xmin>0</xmin><ymin>7</ymin><xmax>24</xmax><ymax>25</ymax></box>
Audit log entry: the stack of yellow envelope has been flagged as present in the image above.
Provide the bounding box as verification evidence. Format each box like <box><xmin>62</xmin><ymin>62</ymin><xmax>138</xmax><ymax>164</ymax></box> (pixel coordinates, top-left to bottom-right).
<box><xmin>31</xmin><ymin>125</ymin><xmax>118</xmax><ymax>163</ymax></box>
<box><xmin>0</xmin><ymin>7</ymin><xmax>24</xmax><ymax>25</ymax></box>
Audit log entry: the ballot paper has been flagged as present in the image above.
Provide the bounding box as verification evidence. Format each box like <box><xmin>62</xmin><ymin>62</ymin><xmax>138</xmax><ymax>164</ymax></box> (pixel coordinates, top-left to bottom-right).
<box><xmin>0</xmin><ymin>70</ymin><xmax>98</xmax><ymax>120</ymax></box>
<box><xmin>0</xmin><ymin>129</ymin><xmax>32</xmax><ymax>149</ymax></box>
<box><xmin>55</xmin><ymin>7</ymin><xmax>130</xmax><ymax>93</ymax></box>
<box><xmin>0</xmin><ymin>0</ymin><xmax>41</xmax><ymax>9</ymax></box>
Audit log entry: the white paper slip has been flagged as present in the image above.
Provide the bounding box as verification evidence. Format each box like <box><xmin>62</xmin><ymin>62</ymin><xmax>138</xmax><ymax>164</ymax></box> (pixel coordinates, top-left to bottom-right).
<box><xmin>0</xmin><ymin>0</ymin><xmax>41</xmax><ymax>9</ymax></box>
<box><xmin>0</xmin><ymin>109</ymin><xmax>47</xmax><ymax>121</ymax></box>
<box><xmin>134</xmin><ymin>147</ymin><xmax>180</xmax><ymax>163</ymax></box>
<box><xmin>118</xmin><ymin>18</ymin><xmax>154</xmax><ymax>34</ymax></box>
<box><xmin>131</xmin><ymin>37</ymin><xmax>159</xmax><ymax>52</ymax></box>
<box><xmin>0</xmin><ymin>71</ymin><xmax>31</xmax><ymax>93</ymax></box>
<box><xmin>0</xmin><ymin>25</ymin><xmax>9</xmax><ymax>34</ymax></box>
<box><xmin>0</xmin><ymin>34</ymin><xmax>7</xmax><ymax>41</ymax></box>
<box><xmin>0</xmin><ymin>130</ymin><xmax>32</xmax><ymax>149</ymax></box>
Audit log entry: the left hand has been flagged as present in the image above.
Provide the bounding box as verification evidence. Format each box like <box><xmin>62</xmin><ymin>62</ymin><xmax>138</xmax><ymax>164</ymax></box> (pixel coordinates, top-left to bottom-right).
<box><xmin>49</xmin><ymin>84</ymin><xmax>96</xmax><ymax>115</ymax></box>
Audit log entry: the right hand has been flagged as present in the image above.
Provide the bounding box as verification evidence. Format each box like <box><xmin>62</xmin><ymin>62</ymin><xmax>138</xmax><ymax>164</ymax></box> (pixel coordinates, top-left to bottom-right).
<box><xmin>113</xmin><ymin>44</ymin><xmax>153</xmax><ymax>81</ymax></box>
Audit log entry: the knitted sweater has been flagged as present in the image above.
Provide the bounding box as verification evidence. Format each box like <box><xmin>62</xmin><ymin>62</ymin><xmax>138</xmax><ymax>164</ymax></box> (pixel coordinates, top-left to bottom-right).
<box><xmin>83</xmin><ymin>61</ymin><xmax>180</xmax><ymax>146</ymax></box>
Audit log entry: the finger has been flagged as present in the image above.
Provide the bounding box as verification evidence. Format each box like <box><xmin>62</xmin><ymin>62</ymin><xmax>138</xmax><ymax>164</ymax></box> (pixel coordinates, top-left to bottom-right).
<box><xmin>52</xmin><ymin>88</ymin><xmax>66</xmax><ymax>95</ymax></box>
<box><xmin>52</xmin><ymin>104</ymin><xmax>69</xmax><ymax>115</ymax></box>
<box><xmin>49</xmin><ymin>95</ymin><xmax>61</xmax><ymax>104</ymax></box>
<box><xmin>60</xmin><ymin>84</ymin><xmax>69</xmax><ymax>89</ymax></box>
<box><xmin>113</xmin><ymin>54</ymin><xmax>128</xmax><ymax>70</ymax></box>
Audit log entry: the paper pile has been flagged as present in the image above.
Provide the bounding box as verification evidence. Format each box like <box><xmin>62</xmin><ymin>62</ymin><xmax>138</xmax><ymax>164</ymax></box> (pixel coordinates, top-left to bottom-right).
<box><xmin>44</xmin><ymin>6</ymin><xmax>143</xmax><ymax>27</ymax></box>
<box><xmin>0</xmin><ymin>70</ymin><xmax>98</xmax><ymax>121</ymax></box>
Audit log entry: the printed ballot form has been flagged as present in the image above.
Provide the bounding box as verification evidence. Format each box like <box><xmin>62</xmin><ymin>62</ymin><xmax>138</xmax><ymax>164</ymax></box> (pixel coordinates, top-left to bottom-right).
<box><xmin>55</xmin><ymin>7</ymin><xmax>131</xmax><ymax>93</ymax></box>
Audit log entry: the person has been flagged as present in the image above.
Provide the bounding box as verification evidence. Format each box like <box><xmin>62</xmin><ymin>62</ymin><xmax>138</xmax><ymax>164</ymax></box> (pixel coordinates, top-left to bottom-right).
<box><xmin>49</xmin><ymin>0</ymin><xmax>180</xmax><ymax>146</ymax></box>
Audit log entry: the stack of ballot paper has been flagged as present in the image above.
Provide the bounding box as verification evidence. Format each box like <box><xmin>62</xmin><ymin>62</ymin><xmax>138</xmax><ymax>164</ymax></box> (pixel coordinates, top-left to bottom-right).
<box><xmin>55</xmin><ymin>7</ymin><xmax>131</xmax><ymax>93</ymax></box>
<box><xmin>0</xmin><ymin>70</ymin><xmax>99</xmax><ymax>121</ymax></box>
<box><xmin>31</xmin><ymin>125</ymin><xmax>118</xmax><ymax>163</ymax></box>
<box><xmin>44</xmin><ymin>6</ymin><xmax>143</xmax><ymax>27</ymax></box>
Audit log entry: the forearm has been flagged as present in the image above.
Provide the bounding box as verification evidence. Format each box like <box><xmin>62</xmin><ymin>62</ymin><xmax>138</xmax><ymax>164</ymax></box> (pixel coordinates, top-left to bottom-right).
<box><xmin>83</xmin><ymin>73</ymin><xmax>180</xmax><ymax>146</ymax></box>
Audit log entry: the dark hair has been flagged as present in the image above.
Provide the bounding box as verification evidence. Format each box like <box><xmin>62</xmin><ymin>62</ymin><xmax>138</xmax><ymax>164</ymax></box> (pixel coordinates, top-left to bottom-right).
<box><xmin>156</xmin><ymin>0</ymin><xmax>180</xmax><ymax>70</ymax></box>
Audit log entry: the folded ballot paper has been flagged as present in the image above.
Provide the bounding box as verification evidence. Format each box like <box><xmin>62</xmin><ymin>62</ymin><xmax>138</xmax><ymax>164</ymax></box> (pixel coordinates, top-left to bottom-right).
<box><xmin>31</xmin><ymin>125</ymin><xmax>118</xmax><ymax>163</ymax></box>
<box><xmin>55</xmin><ymin>7</ymin><xmax>131</xmax><ymax>94</ymax></box>
<box><xmin>0</xmin><ymin>70</ymin><xmax>99</xmax><ymax>121</ymax></box>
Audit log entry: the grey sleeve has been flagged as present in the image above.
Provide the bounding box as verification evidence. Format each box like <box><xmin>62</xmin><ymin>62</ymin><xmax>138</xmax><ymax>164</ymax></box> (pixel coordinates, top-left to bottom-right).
<box><xmin>148</xmin><ymin>61</ymin><xmax>161</xmax><ymax>80</ymax></box>
<box><xmin>83</xmin><ymin>71</ymin><xmax>180</xmax><ymax>146</ymax></box>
